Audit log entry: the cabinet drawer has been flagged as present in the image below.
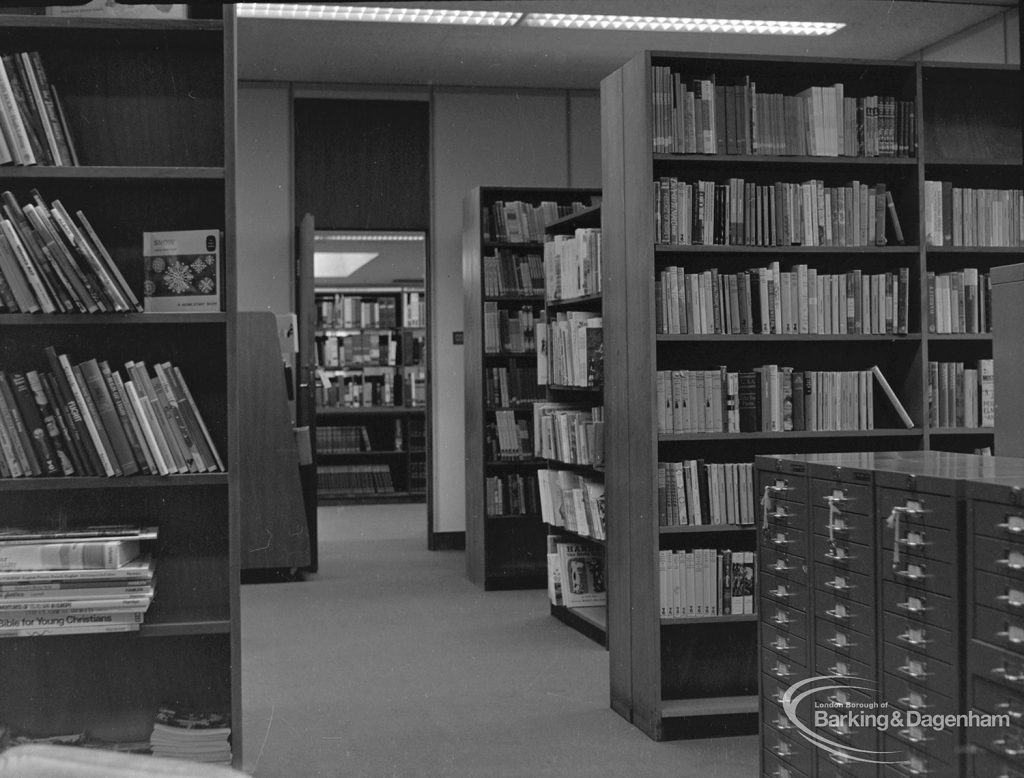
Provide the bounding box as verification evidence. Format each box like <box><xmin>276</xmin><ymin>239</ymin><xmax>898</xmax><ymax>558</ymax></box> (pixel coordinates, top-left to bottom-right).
<box><xmin>883</xmin><ymin>612</ymin><xmax>956</xmax><ymax>666</ymax></box>
<box><xmin>977</xmin><ymin>570</ymin><xmax>1024</xmax><ymax>621</ymax></box>
<box><xmin>817</xmin><ymin>624</ymin><xmax>876</xmax><ymax>668</ymax></box>
<box><xmin>882</xmin><ymin>556</ymin><xmax>955</xmax><ymax>599</ymax></box>
<box><xmin>884</xmin><ymin>672</ymin><xmax>955</xmax><ymax>719</ymax></box>
<box><xmin>973</xmin><ymin>500</ymin><xmax>1024</xmax><ymax>544</ymax></box>
<box><xmin>817</xmin><ymin>644</ymin><xmax>875</xmax><ymax>682</ymax></box>
<box><xmin>977</xmin><ymin>536</ymin><xmax>1024</xmax><ymax>583</ymax></box>
<box><xmin>765</xmin><ymin>498</ymin><xmax>808</xmax><ymax>532</ymax></box>
<box><xmin>764</xmin><ymin>525</ymin><xmax>810</xmax><ymax>561</ymax></box>
<box><xmin>763</xmin><ymin>645</ymin><xmax>805</xmax><ymax>684</ymax></box>
<box><xmin>816</xmin><ymin>749</ymin><xmax>879</xmax><ymax>778</ymax></box>
<box><xmin>885</xmin><ymin>643</ymin><xmax>957</xmax><ymax>692</ymax></box>
<box><xmin>814</xmin><ymin>504</ymin><xmax>874</xmax><ymax>548</ymax></box>
<box><xmin>763</xmin><ymin>696</ymin><xmax>800</xmax><ymax>741</ymax></box>
<box><xmin>877</xmin><ymin>488</ymin><xmax>957</xmax><ymax>532</ymax></box>
<box><xmin>976</xmin><ymin>604</ymin><xmax>1024</xmax><ymax>657</ymax></box>
<box><xmin>972</xmin><ymin>675</ymin><xmax>1024</xmax><ymax>730</ymax></box>
<box><xmin>812</xmin><ymin>478</ymin><xmax>873</xmax><ymax>516</ymax></box>
<box><xmin>764</xmin><ymin>601</ymin><xmax>807</xmax><ymax>635</ymax></box>
<box><xmin>764</xmin><ymin>728</ymin><xmax>814</xmax><ymax>776</ymax></box>
<box><xmin>764</xmin><ymin>675</ymin><xmax>795</xmax><ymax>708</ymax></box>
<box><xmin>886</xmin><ymin>712</ymin><xmax>957</xmax><ymax>767</ymax></box>
<box><xmin>761</xmin><ymin>472</ymin><xmax>809</xmax><ymax>507</ymax></box>
<box><xmin>967</xmin><ymin>726</ymin><xmax>1024</xmax><ymax>772</ymax></box>
<box><xmin>879</xmin><ymin>736</ymin><xmax>955</xmax><ymax>778</ymax></box>
<box><xmin>764</xmin><ymin>621</ymin><xmax>810</xmax><ymax>668</ymax></box>
<box><xmin>968</xmin><ymin>744</ymin><xmax>1024</xmax><ymax>778</ymax></box>
<box><xmin>814</xmin><ymin>711</ymin><xmax>881</xmax><ymax>753</ymax></box>
<box><xmin>816</xmin><ymin>592</ymin><xmax>876</xmax><ymax>637</ymax></box>
<box><xmin>814</xmin><ymin>534</ymin><xmax>873</xmax><ymax>575</ymax></box>
<box><xmin>763</xmin><ymin>571</ymin><xmax>809</xmax><ymax>612</ymax></box>
<box><xmin>881</xmin><ymin>521</ymin><xmax>956</xmax><ymax>568</ymax></box>
<box><xmin>816</xmin><ymin>565</ymin><xmax>875</xmax><ymax>608</ymax></box>
<box><xmin>761</xmin><ymin>549</ymin><xmax>809</xmax><ymax>587</ymax></box>
<box><xmin>882</xmin><ymin>582</ymin><xmax>955</xmax><ymax>632</ymax></box>
<box><xmin>970</xmin><ymin>640</ymin><xmax>1024</xmax><ymax>697</ymax></box>
<box><xmin>763</xmin><ymin>748</ymin><xmax>809</xmax><ymax>778</ymax></box>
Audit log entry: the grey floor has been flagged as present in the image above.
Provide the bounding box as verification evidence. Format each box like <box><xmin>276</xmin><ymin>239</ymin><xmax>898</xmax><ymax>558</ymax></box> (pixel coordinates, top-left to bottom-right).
<box><xmin>240</xmin><ymin>503</ymin><xmax>758</xmax><ymax>777</ymax></box>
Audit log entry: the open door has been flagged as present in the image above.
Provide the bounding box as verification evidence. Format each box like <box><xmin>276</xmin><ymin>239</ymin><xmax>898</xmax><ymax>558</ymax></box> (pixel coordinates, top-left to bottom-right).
<box><xmin>296</xmin><ymin>213</ymin><xmax>318</xmax><ymax>571</ymax></box>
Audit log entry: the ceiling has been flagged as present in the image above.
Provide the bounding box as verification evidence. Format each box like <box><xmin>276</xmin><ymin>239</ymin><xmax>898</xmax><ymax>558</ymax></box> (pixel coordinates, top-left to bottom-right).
<box><xmin>237</xmin><ymin>0</ymin><xmax>1019</xmax><ymax>89</ymax></box>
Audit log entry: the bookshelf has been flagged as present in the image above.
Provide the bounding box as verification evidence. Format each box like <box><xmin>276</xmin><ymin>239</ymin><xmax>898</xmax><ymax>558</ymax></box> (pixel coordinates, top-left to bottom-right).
<box><xmin>600</xmin><ymin>52</ymin><xmax>1017</xmax><ymax>742</ymax></box>
<box><xmin>463</xmin><ymin>186</ymin><xmax>600</xmax><ymax>590</ymax></box>
<box><xmin>0</xmin><ymin>6</ymin><xmax>239</xmax><ymax>766</ymax></box>
<box><xmin>537</xmin><ymin>204</ymin><xmax>607</xmax><ymax>644</ymax></box>
<box><xmin>314</xmin><ymin>285</ymin><xmax>426</xmax><ymax>503</ymax></box>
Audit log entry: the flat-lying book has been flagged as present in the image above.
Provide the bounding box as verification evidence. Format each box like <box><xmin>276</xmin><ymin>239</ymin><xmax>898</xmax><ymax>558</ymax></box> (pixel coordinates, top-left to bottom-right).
<box><xmin>0</xmin><ymin>540</ymin><xmax>139</xmax><ymax>571</ymax></box>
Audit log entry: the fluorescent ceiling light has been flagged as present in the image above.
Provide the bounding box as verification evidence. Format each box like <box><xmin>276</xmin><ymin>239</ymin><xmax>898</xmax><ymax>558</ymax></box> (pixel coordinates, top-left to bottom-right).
<box><xmin>522</xmin><ymin>13</ymin><xmax>845</xmax><ymax>36</ymax></box>
<box><xmin>315</xmin><ymin>232</ymin><xmax>425</xmax><ymax>242</ymax></box>
<box><xmin>314</xmin><ymin>251</ymin><xmax>379</xmax><ymax>278</ymax></box>
<box><xmin>237</xmin><ymin>4</ymin><xmax>522</xmax><ymax>26</ymax></box>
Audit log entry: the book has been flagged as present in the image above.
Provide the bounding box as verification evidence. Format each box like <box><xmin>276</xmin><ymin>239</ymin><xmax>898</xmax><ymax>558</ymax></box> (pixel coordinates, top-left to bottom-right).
<box><xmin>143</xmin><ymin>229</ymin><xmax>222</xmax><ymax>313</ymax></box>
<box><xmin>0</xmin><ymin>540</ymin><xmax>140</xmax><ymax>571</ymax></box>
<box><xmin>0</xmin><ymin>554</ymin><xmax>154</xmax><ymax>584</ymax></box>
<box><xmin>556</xmin><ymin>541</ymin><xmax>606</xmax><ymax>608</ymax></box>
<box><xmin>871</xmin><ymin>364</ymin><xmax>914</xmax><ymax>429</ymax></box>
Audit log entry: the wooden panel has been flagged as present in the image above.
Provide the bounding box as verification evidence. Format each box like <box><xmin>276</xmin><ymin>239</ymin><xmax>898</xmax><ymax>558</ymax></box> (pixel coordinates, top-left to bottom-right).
<box><xmin>463</xmin><ymin>188</ymin><xmax>486</xmax><ymax>586</ymax></box>
<box><xmin>993</xmin><ymin>264</ymin><xmax>1024</xmax><ymax>458</ymax></box>
<box><xmin>294</xmin><ymin>98</ymin><xmax>428</xmax><ymax>231</ymax></box>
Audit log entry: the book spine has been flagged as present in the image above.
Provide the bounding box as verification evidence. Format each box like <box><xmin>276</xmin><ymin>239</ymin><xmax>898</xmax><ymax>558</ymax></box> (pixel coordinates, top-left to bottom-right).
<box><xmin>0</xmin><ymin>57</ymin><xmax>35</xmax><ymax>164</ymax></box>
<box><xmin>61</xmin><ymin>357</ymin><xmax>117</xmax><ymax>477</ymax></box>
<box><xmin>5</xmin><ymin>371</ymin><xmax>58</xmax><ymax>475</ymax></box>
<box><xmin>24</xmin><ymin>370</ymin><xmax>74</xmax><ymax>475</ymax></box>
<box><xmin>20</xmin><ymin>52</ymin><xmax>64</xmax><ymax>166</ymax></box>
<box><xmin>43</xmin><ymin>347</ymin><xmax>100</xmax><ymax>476</ymax></box>
<box><xmin>39</xmin><ymin>371</ymin><xmax>85</xmax><ymax>476</ymax></box>
<box><xmin>99</xmin><ymin>361</ymin><xmax>151</xmax><ymax>475</ymax></box>
<box><xmin>78</xmin><ymin>359</ymin><xmax>138</xmax><ymax>476</ymax></box>
<box><xmin>0</xmin><ymin>218</ymin><xmax>55</xmax><ymax>312</ymax></box>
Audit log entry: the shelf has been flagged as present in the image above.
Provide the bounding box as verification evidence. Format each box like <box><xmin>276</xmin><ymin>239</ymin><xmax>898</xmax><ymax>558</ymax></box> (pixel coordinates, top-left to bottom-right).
<box><xmin>485</xmin><ymin>459</ymin><xmax>546</xmax><ymax>468</ymax></box>
<box><xmin>660</xmin><ymin>695</ymin><xmax>759</xmax><ymax>719</ymax></box>
<box><xmin>0</xmin><ymin>15</ymin><xmax>224</xmax><ymax>32</ymax></box>
<box><xmin>318</xmin><ymin>450</ymin><xmax>408</xmax><ymax>458</ymax></box>
<box><xmin>547</xmin><ymin>383</ymin><xmax>603</xmax><ymax>392</ymax></box>
<box><xmin>546</xmin><ymin>293</ymin><xmax>603</xmax><ymax>310</ymax></box>
<box><xmin>543</xmin><ymin>460</ymin><xmax>605</xmax><ymax>476</ymax></box>
<box><xmin>486</xmin><ymin>513</ymin><xmax>542</xmax><ymax>521</ymax></box>
<box><xmin>656</xmin><ymin>333</ymin><xmax>920</xmax><ymax>342</ymax></box>
<box><xmin>551</xmin><ymin>603</ymin><xmax>607</xmax><ymax>646</ymax></box>
<box><xmin>547</xmin><ymin>525</ymin><xmax>606</xmax><ymax>546</ymax></box>
<box><xmin>0</xmin><ymin>165</ymin><xmax>224</xmax><ymax>180</ymax></box>
<box><xmin>928</xmin><ymin>427</ymin><xmax>995</xmax><ymax>435</ymax></box>
<box><xmin>0</xmin><ymin>473</ymin><xmax>229</xmax><ymax>491</ymax></box>
<box><xmin>927</xmin><ymin>333</ymin><xmax>992</xmax><ymax>341</ymax></box>
<box><xmin>925</xmin><ymin>246</ymin><xmax>1024</xmax><ymax>254</ymax></box>
<box><xmin>485</xmin><ymin>404</ymin><xmax>540</xmax><ymax>412</ymax></box>
<box><xmin>483</xmin><ymin>295</ymin><xmax>544</xmax><ymax>303</ymax></box>
<box><xmin>924</xmin><ymin>158</ymin><xmax>1022</xmax><ymax>168</ymax></box>
<box><xmin>484</xmin><ymin>351</ymin><xmax>537</xmax><ymax>358</ymax></box>
<box><xmin>653</xmin><ymin>153</ymin><xmax>917</xmax><ymax>167</ymax></box>
<box><xmin>483</xmin><ymin>241</ymin><xmax>544</xmax><ymax>250</ymax></box>
<box><xmin>655</xmin><ymin>244</ymin><xmax>918</xmax><ymax>255</ymax></box>
<box><xmin>317</xmin><ymin>406</ymin><xmax>421</xmax><ymax>417</ymax></box>
<box><xmin>660</xmin><ymin>525</ymin><xmax>754</xmax><ymax>535</ymax></box>
<box><xmin>543</xmin><ymin>204</ymin><xmax>602</xmax><ymax>233</ymax></box>
<box><xmin>316</xmin><ymin>328</ymin><xmax>397</xmax><ymax>336</ymax></box>
<box><xmin>661</xmin><ymin>614</ymin><xmax>757</xmax><ymax>626</ymax></box>
<box><xmin>1</xmin><ymin>313</ymin><xmax>227</xmax><ymax>325</ymax></box>
<box><xmin>320</xmin><ymin>365</ymin><xmax>399</xmax><ymax>372</ymax></box>
<box><xmin>658</xmin><ymin>429</ymin><xmax>923</xmax><ymax>442</ymax></box>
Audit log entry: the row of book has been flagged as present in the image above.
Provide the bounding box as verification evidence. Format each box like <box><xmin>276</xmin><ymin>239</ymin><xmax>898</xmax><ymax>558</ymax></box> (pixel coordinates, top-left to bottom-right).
<box><xmin>150</xmin><ymin>705</ymin><xmax>231</xmax><ymax>766</ymax></box>
<box><xmin>658</xmin><ymin>549</ymin><xmax>755</xmax><ymax>619</ymax></box>
<box><xmin>317</xmin><ymin>464</ymin><xmax>396</xmax><ymax>496</ymax></box>
<box><xmin>483</xmin><ymin>303</ymin><xmax>538</xmax><ymax>354</ymax></box>
<box><xmin>318</xmin><ymin>332</ymin><xmax>398</xmax><ymax>368</ymax></box>
<box><xmin>316</xmin><ymin>294</ymin><xmax>399</xmax><ymax>329</ymax></box>
<box><xmin>404</xmin><ymin>367</ymin><xmax>426</xmax><ymax>407</ymax></box>
<box><xmin>928</xmin><ymin>360</ymin><xmax>995</xmax><ymax>429</ymax></box>
<box><xmin>0</xmin><ymin>526</ymin><xmax>156</xmax><ymax>638</ymax></box>
<box><xmin>484</xmin><ymin>199</ymin><xmax>590</xmax><ymax>244</ymax></box>
<box><xmin>927</xmin><ymin>269</ymin><xmax>992</xmax><ymax>334</ymax></box>
<box><xmin>547</xmin><ymin>537</ymin><xmax>605</xmax><ymax>609</ymax></box>
<box><xmin>651</xmin><ymin>67</ymin><xmax>914</xmax><ymax>158</ymax></box>
<box><xmin>538</xmin><ymin>469</ymin><xmax>606</xmax><ymax>542</ymax></box>
<box><xmin>484</xmin><ymin>472</ymin><xmax>539</xmax><ymax>517</ymax></box>
<box><xmin>656</xmin><ymin>364</ymin><xmax>912</xmax><ymax>434</ymax></box>
<box><xmin>0</xmin><ymin>51</ymin><xmax>78</xmax><ymax>167</ymax></box>
<box><xmin>534</xmin><ymin>404</ymin><xmax>604</xmax><ymax>467</ymax></box>
<box><xmin>316</xmin><ymin>425</ymin><xmax>373</xmax><ymax>454</ymax></box>
<box><xmin>654</xmin><ymin>177</ymin><xmax>904</xmax><ymax>247</ymax></box>
<box><xmin>403</xmin><ymin>291</ymin><xmax>424</xmax><ymax>328</ymax></box>
<box><xmin>656</xmin><ymin>264</ymin><xmax>912</xmax><ymax>336</ymax></box>
<box><xmin>924</xmin><ymin>181</ymin><xmax>1024</xmax><ymax>248</ymax></box>
<box><xmin>538</xmin><ymin>311</ymin><xmax>602</xmax><ymax>388</ymax></box>
<box><xmin>657</xmin><ymin>461</ymin><xmax>756</xmax><ymax>528</ymax></box>
<box><xmin>482</xmin><ymin>250</ymin><xmax>544</xmax><ymax>297</ymax></box>
<box><xmin>487</xmin><ymin>410</ymin><xmax>533</xmax><ymax>461</ymax></box>
<box><xmin>544</xmin><ymin>228</ymin><xmax>602</xmax><ymax>302</ymax></box>
<box><xmin>485</xmin><ymin>364</ymin><xmax>543</xmax><ymax>408</ymax></box>
<box><xmin>315</xmin><ymin>368</ymin><xmax>398</xmax><ymax>409</ymax></box>
<box><xmin>0</xmin><ymin>188</ymin><xmax>141</xmax><ymax>314</ymax></box>
<box><xmin>0</xmin><ymin>348</ymin><xmax>222</xmax><ymax>479</ymax></box>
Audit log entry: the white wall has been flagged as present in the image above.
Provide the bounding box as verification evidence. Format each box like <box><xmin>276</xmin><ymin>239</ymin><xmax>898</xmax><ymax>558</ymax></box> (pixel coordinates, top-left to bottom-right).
<box><xmin>236</xmin><ymin>83</ymin><xmax>293</xmax><ymax>314</ymax></box>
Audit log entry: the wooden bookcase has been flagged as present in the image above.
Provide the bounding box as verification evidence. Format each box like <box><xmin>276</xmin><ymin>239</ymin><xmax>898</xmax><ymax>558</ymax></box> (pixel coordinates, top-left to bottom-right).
<box><xmin>314</xmin><ymin>285</ymin><xmax>426</xmax><ymax>503</ymax></box>
<box><xmin>539</xmin><ymin>204</ymin><xmax>608</xmax><ymax>644</ymax></box>
<box><xmin>0</xmin><ymin>6</ymin><xmax>240</xmax><ymax>764</ymax></box>
<box><xmin>463</xmin><ymin>186</ymin><xmax>600</xmax><ymax>590</ymax></box>
<box><xmin>600</xmin><ymin>52</ymin><xmax>1018</xmax><ymax>741</ymax></box>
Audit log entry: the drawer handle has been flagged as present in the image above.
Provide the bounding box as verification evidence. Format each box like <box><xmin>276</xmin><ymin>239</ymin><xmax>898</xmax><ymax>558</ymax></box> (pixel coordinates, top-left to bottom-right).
<box><xmin>903</xmin><ymin>762</ymin><xmax>930</xmax><ymax>777</ymax></box>
<box><xmin>897</xmin><ymin>597</ymin><xmax>929</xmax><ymax>614</ymax></box>
<box><xmin>996</xmin><ymin>701</ymin><xmax>1024</xmax><ymax>721</ymax></box>
<box><xmin>771</xmin><ymin>742</ymin><xmax>792</xmax><ymax>758</ymax></box>
<box><xmin>993</xmin><ymin>739</ymin><xmax>1024</xmax><ymax>758</ymax></box>
<box><xmin>827</xmin><ymin>634</ymin><xmax>856</xmax><ymax>649</ymax></box>
<box><xmin>772</xmin><ymin>663</ymin><xmax>794</xmax><ymax>678</ymax></box>
<box><xmin>899</xmin><ymin>727</ymin><xmax>932</xmax><ymax>744</ymax></box>
<box><xmin>828</xmin><ymin>692</ymin><xmax>850</xmax><ymax>706</ymax></box>
<box><xmin>824</xmin><ymin>547</ymin><xmax>851</xmax><ymax>562</ymax></box>
<box><xmin>762</xmin><ymin>485</ymin><xmax>790</xmax><ymax>537</ymax></box>
<box><xmin>898</xmin><ymin>629</ymin><xmax>930</xmax><ymax>647</ymax></box>
<box><xmin>825</xmin><ymin>607</ymin><xmax>851</xmax><ymax>621</ymax></box>
<box><xmin>998</xmin><ymin>590</ymin><xmax>1024</xmax><ymax>609</ymax></box>
<box><xmin>772</xmin><ymin>612</ymin><xmax>791</xmax><ymax>626</ymax></box>
<box><xmin>897</xmin><ymin>694</ymin><xmax>931</xmax><ymax>710</ymax></box>
<box><xmin>894</xmin><ymin>565</ymin><xmax>929</xmax><ymax>582</ymax></box>
<box><xmin>771</xmin><ymin>535</ymin><xmax>794</xmax><ymax>547</ymax></box>
<box><xmin>772</xmin><ymin>637</ymin><xmax>793</xmax><ymax>652</ymax></box>
<box><xmin>898</xmin><ymin>661</ymin><xmax>930</xmax><ymax>680</ymax></box>
<box><xmin>771</xmin><ymin>770</ymin><xmax>792</xmax><ymax>778</ymax></box>
<box><xmin>824</xmin><ymin>578</ymin><xmax>852</xmax><ymax>592</ymax></box>
<box><xmin>827</xmin><ymin>753</ymin><xmax>855</xmax><ymax>767</ymax></box>
<box><xmin>769</xmin><ymin>509</ymin><xmax>792</xmax><ymax>520</ymax></box>
<box><xmin>771</xmin><ymin>560</ymin><xmax>796</xmax><ymax>573</ymax></box>
<box><xmin>997</xmin><ymin>515</ymin><xmax>1024</xmax><ymax>535</ymax></box>
<box><xmin>769</xmin><ymin>585</ymin><xmax>792</xmax><ymax>599</ymax></box>
<box><xmin>828</xmin><ymin>663</ymin><xmax>854</xmax><ymax>678</ymax></box>
<box><xmin>773</xmin><ymin>716</ymin><xmax>794</xmax><ymax>731</ymax></box>
<box><xmin>998</xmin><ymin>552</ymin><xmax>1024</xmax><ymax>572</ymax></box>
<box><xmin>896</xmin><ymin>531</ymin><xmax>929</xmax><ymax>550</ymax></box>
<box><xmin>992</xmin><ymin>665</ymin><xmax>1024</xmax><ymax>684</ymax></box>
<box><xmin>997</xmin><ymin>624</ymin><xmax>1024</xmax><ymax>645</ymax></box>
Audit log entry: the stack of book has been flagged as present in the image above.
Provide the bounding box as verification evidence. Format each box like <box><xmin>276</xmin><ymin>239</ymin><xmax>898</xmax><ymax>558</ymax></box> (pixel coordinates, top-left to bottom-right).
<box><xmin>0</xmin><ymin>51</ymin><xmax>78</xmax><ymax>167</ymax></box>
<box><xmin>0</xmin><ymin>526</ymin><xmax>156</xmax><ymax>638</ymax></box>
<box><xmin>0</xmin><ymin>347</ymin><xmax>224</xmax><ymax>478</ymax></box>
<box><xmin>317</xmin><ymin>464</ymin><xmax>395</xmax><ymax>496</ymax></box>
<box><xmin>149</xmin><ymin>705</ymin><xmax>231</xmax><ymax>766</ymax></box>
<box><xmin>658</xmin><ymin>549</ymin><xmax>755</xmax><ymax>618</ymax></box>
<box><xmin>546</xmin><ymin>536</ymin><xmax>605</xmax><ymax>609</ymax></box>
<box><xmin>316</xmin><ymin>425</ymin><xmax>371</xmax><ymax>454</ymax></box>
<box><xmin>0</xmin><ymin>189</ymin><xmax>141</xmax><ymax>314</ymax></box>
<box><xmin>483</xmin><ymin>250</ymin><xmax>544</xmax><ymax>296</ymax></box>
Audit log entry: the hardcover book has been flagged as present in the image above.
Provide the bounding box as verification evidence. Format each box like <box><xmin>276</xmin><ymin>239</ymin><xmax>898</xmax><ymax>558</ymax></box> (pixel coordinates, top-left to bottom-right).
<box><xmin>143</xmin><ymin>229</ymin><xmax>222</xmax><ymax>313</ymax></box>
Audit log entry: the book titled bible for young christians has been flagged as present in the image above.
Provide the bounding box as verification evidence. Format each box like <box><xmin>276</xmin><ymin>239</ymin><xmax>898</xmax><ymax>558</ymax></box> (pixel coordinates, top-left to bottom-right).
<box><xmin>143</xmin><ymin>229</ymin><xmax>222</xmax><ymax>313</ymax></box>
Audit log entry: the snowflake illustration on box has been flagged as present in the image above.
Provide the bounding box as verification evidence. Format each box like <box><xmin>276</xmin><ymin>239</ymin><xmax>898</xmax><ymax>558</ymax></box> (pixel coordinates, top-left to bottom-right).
<box><xmin>143</xmin><ymin>230</ymin><xmax>222</xmax><ymax>313</ymax></box>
